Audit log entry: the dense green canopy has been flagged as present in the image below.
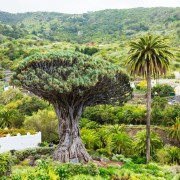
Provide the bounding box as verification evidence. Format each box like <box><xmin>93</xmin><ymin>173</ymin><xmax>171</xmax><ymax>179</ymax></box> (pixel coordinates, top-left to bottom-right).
<box><xmin>12</xmin><ymin>51</ymin><xmax>132</xmax><ymax>108</ymax></box>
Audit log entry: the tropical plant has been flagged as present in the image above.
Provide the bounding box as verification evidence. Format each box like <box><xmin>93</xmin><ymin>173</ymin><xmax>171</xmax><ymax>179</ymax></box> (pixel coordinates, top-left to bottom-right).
<box><xmin>133</xmin><ymin>130</ymin><xmax>163</xmax><ymax>157</ymax></box>
<box><xmin>0</xmin><ymin>153</ymin><xmax>12</xmax><ymax>177</ymax></box>
<box><xmin>163</xmin><ymin>105</ymin><xmax>180</xmax><ymax>126</ymax></box>
<box><xmin>157</xmin><ymin>145</ymin><xmax>180</xmax><ymax>165</ymax></box>
<box><xmin>79</xmin><ymin>118</ymin><xmax>100</xmax><ymax>129</ymax></box>
<box><xmin>168</xmin><ymin>117</ymin><xmax>180</xmax><ymax>144</ymax></box>
<box><xmin>55</xmin><ymin>163</ymin><xmax>99</xmax><ymax>179</ymax></box>
<box><xmin>167</xmin><ymin>146</ymin><xmax>180</xmax><ymax>164</ymax></box>
<box><xmin>23</xmin><ymin>109</ymin><xmax>59</xmax><ymax>143</ymax></box>
<box><xmin>156</xmin><ymin>147</ymin><xmax>171</xmax><ymax>164</ymax></box>
<box><xmin>111</xmin><ymin>131</ymin><xmax>132</xmax><ymax>155</ymax></box>
<box><xmin>0</xmin><ymin>108</ymin><xmax>23</xmax><ymax>128</ymax></box>
<box><xmin>0</xmin><ymin>89</ymin><xmax>23</xmax><ymax>105</ymax></box>
<box><xmin>127</xmin><ymin>35</ymin><xmax>173</xmax><ymax>163</ymax></box>
<box><xmin>151</xmin><ymin>97</ymin><xmax>167</xmax><ymax>125</ymax></box>
<box><xmin>18</xmin><ymin>96</ymin><xmax>48</xmax><ymax>116</ymax></box>
<box><xmin>96</xmin><ymin>126</ymin><xmax>113</xmax><ymax>156</ymax></box>
<box><xmin>152</xmin><ymin>84</ymin><xmax>174</xmax><ymax>97</ymax></box>
<box><xmin>81</xmin><ymin>128</ymin><xmax>99</xmax><ymax>150</ymax></box>
<box><xmin>11</xmin><ymin>50</ymin><xmax>132</xmax><ymax>162</ymax></box>
<box><xmin>151</xmin><ymin>96</ymin><xmax>167</xmax><ymax>109</ymax></box>
<box><xmin>83</xmin><ymin>104</ymin><xmax>146</xmax><ymax>125</ymax></box>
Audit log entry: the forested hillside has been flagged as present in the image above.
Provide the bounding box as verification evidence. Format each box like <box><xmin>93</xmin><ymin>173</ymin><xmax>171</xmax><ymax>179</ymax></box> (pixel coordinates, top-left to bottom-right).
<box><xmin>0</xmin><ymin>7</ymin><xmax>179</xmax><ymax>75</ymax></box>
<box><xmin>0</xmin><ymin>7</ymin><xmax>179</xmax><ymax>43</ymax></box>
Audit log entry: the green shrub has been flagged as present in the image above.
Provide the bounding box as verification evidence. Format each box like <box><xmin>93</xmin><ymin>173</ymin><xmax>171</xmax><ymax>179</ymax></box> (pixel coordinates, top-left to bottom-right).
<box><xmin>133</xmin><ymin>130</ymin><xmax>163</xmax><ymax>157</ymax></box>
<box><xmin>111</xmin><ymin>131</ymin><xmax>132</xmax><ymax>155</ymax></box>
<box><xmin>21</xmin><ymin>159</ymin><xmax>31</xmax><ymax>166</ymax></box>
<box><xmin>38</xmin><ymin>141</ymin><xmax>49</xmax><ymax>147</ymax></box>
<box><xmin>55</xmin><ymin>163</ymin><xmax>99</xmax><ymax>179</ymax></box>
<box><xmin>11</xmin><ymin>160</ymin><xmax>51</xmax><ymax>180</ymax></box>
<box><xmin>131</xmin><ymin>156</ymin><xmax>146</xmax><ymax>164</ymax></box>
<box><xmin>14</xmin><ymin>147</ymin><xmax>55</xmax><ymax>162</ymax></box>
<box><xmin>163</xmin><ymin>105</ymin><xmax>180</xmax><ymax>126</ymax></box>
<box><xmin>156</xmin><ymin>146</ymin><xmax>171</xmax><ymax>164</ymax></box>
<box><xmin>69</xmin><ymin>174</ymin><xmax>103</xmax><ymax>180</ymax></box>
<box><xmin>23</xmin><ymin>109</ymin><xmax>59</xmax><ymax>143</ymax></box>
<box><xmin>152</xmin><ymin>84</ymin><xmax>174</xmax><ymax>97</ymax></box>
<box><xmin>80</xmin><ymin>118</ymin><xmax>100</xmax><ymax>129</ymax></box>
<box><xmin>156</xmin><ymin>146</ymin><xmax>180</xmax><ymax>165</ymax></box>
<box><xmin>81</xmin><ymin>128</ymin><xmax>99</xmax><ymax>150</ymax></box>
<box><xmin>146</xmin><ymin>163</ymin><xmax>160</xmax><ymax>176</ymax></box>
<box><xmin>168</xmin><ymin>117</ymin><xmax>180</xmax><ymax>142</ymax></box>
<box><xmin>11</xmin><ymin>175</ymin><xmax>22</xmax><ymax>180</ymax></box>
<box><xmin>121</xmin><ymin>162</ymin><xmax>146</xmax><ymax>175</ymax></box>
<box><xmin>83</xmin><ymin>104</ymin><xmax>146</xmax><ymax>125</ymax></box>
<box><xmin>112</xmin><ymin>154</ymin><xmax>132</xmax><ymax>163</ymax></box>
<box><xmin>0</xmin><ymin>108</ymin><xmax>25</xmax><ymax>129</ymax></box>
<box><xmin>168</xmin><ymin>146</ymin><xmax>180</xmax><ymax>165</ymax></box>
<box><xmin>0</xmin><ymin>153</ymin><xmax>12</xmax><ymax>177</ymax></box>
<box><xmin>99</xmin><ymin>167</ymin><xmax>118</xmax><ymax>179</ymax></box>
<box><xmin>18</xmin><ymin>96</ymin><xmax>48</xmax><ymax>116</ymax></box>
<box><xmin>34</xmin><ymin>160</ymin><xmax>50</xmax><ymax>180</ymax></box>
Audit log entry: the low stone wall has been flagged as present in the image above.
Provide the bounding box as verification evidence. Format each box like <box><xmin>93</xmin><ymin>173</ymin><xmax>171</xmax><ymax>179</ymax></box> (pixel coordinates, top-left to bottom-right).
<box><xmin>0</xmin><ymin>132</ymin><xmax>41</xmax><ymax>153</ymax></box>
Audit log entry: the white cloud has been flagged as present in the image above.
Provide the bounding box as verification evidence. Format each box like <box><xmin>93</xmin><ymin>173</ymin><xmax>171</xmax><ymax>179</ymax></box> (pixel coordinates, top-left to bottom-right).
<box><xmin>0</xmin><ymin>0</ymin><xmax>179</xmax><ymax>13</ymax></box>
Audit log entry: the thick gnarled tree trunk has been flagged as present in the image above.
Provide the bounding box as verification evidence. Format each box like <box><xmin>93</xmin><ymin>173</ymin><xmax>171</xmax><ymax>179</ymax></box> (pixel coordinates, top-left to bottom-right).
<box><xmin>53</xmin><ymin>103</ymin><xmax>91</xmax><ymax>163</ymax></box>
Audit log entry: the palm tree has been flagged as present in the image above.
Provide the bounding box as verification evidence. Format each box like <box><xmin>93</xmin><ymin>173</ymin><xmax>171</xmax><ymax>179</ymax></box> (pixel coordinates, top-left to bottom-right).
<box><xmin>127</xmin><ymin>35</ymin><xmax>173</xmax><ymax>163</ymax></box>
<box><xmin>168</xmin><ymin>117</ymin><xmax>180</xmax><ymax>146</ymax></box>
<box><xmin>133</xmin><ymin>130</ymin><xmax>163</xmax><ymax>157</ymax></box>
<box><xmin>111</xmin><ymin>131</ymin><xmax>132</xmax><ymax>155</ymax></box>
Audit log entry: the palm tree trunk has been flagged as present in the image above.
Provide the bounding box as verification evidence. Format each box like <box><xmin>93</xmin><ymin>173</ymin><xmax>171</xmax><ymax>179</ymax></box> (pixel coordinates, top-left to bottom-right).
<box><xmin>146</xmin><ymin>65</ymin><xmax>151</xmax><ymax>163</ymax></box>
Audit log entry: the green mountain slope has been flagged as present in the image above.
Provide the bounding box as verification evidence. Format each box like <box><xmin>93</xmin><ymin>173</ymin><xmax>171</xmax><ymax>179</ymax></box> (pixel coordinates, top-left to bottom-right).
<box><xmin>0</xmin><ymin>7</ymin><xmax>179</xmax><ymax>44</ymax></box>
<box><xmin>0</xmin><ymin>7</ymin><xmax>179</xmax><ymax>73</ymax></box>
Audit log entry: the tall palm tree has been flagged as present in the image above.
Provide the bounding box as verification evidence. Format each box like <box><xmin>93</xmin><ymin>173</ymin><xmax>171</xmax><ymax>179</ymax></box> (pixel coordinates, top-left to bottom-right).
<box><xmin>127</xmin><ymin>35</ymin><xmax>173</xmax><ymax>163</ymax></box>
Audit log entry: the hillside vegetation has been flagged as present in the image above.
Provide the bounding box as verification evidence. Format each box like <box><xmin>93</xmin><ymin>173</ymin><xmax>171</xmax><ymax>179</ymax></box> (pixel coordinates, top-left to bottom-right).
<box><xmin>0</xmin><ymin>7</ymin><xmax>179</xmax><ymax>73</ymax></box>
<box><xmin>0</xmin><ymin>7</ymin><xmax>179</xmax><ymax>43</ymax></box>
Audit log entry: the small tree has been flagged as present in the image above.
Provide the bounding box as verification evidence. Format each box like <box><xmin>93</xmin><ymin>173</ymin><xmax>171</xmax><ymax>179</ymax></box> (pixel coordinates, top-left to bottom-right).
<box><xmin>12</xmin><ymin>51</ymin><xmax>132</xmax><ymax>163</ymax></box>
<box><xmin>152</xmin><ymin>84</ymin><xmax>174</xmax><ymax>97</ymax></box>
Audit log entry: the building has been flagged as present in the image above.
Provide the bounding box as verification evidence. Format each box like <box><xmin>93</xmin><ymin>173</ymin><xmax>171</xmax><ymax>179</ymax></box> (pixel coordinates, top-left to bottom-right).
<box><xmin>174</xmin><ymin>85</ymin><xmax>180</xmax><ymax>96</ymax></box>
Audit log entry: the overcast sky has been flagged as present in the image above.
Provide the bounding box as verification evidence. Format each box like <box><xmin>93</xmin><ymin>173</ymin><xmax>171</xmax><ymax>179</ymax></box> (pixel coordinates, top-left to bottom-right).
<box><xmin>0</xmin><ymin>0</ymin><xmax>179</xmax><ymax>14</ymax></box>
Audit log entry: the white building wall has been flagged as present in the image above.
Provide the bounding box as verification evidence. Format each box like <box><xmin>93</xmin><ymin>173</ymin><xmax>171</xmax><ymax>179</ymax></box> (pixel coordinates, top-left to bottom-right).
<box><xmin>174</xmin><ymin>71</ymin><xmax>180</xmax><ymax>79</ymax></box>
<box><xmin>0</xmin><ymin>132</ymin><xmax>41</xmax><ymax>153</ymax></box>
<box><xmin>174</xmin><ymin>85</ymin><xmax>180</xmax><ymax>96</ymax></box>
